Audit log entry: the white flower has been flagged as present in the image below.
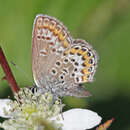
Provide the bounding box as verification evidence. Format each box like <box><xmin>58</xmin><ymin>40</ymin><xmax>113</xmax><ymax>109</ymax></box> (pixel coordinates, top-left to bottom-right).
<box><xmin>52</xmin><ymin>108</ymin><xmax>102</xmax><ymax>130</ymax></box>
<box><xmin>0</xmin><ymin>88</ymin><xmax>102</xmax><ymax>130</ymax></box>
<box><xmin>0</xmin><ymin>99</ymin><xmax>12</xmax><ymax>118</ymax></box>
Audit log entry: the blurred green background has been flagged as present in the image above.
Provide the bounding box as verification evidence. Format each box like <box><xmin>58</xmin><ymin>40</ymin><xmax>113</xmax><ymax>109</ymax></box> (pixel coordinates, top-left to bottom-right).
<box><xmin>0</xmin><ymin>0</ymin><xmax>130</xmax><ymax>129</ymax></box>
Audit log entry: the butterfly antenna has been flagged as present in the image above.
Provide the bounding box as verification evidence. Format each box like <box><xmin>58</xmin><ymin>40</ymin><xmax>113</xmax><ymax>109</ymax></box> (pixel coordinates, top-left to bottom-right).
<box><xmin>10</xmin><ymin>61</ymin><xmax>34</xmax><ymax>85</ymax></box>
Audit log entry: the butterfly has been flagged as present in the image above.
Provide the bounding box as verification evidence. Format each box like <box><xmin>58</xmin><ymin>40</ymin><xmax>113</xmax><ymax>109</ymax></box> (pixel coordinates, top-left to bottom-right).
<box><xmin>32</xmin><ymin>14</ymin><xmax>98</xmax><ymax>97</ymax></box>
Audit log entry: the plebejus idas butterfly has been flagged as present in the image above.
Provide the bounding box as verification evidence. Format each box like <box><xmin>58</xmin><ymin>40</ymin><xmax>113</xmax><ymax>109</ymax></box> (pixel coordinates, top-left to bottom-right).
<box><xmin>32</xmin><ymin>14</ymin><xmax>98</xmax><ymax>97</ymax></box>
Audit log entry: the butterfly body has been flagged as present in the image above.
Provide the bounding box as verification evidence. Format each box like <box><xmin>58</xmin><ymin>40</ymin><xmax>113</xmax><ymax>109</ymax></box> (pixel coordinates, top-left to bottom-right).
<box><xmin>32</xmin><ymin>14</ymin><xmax>98</xmax><ymax>97</ymax></box>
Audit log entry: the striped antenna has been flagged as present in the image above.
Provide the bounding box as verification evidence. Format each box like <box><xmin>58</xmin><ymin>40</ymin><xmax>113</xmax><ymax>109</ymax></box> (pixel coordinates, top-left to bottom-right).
<box><xmin>10</xmin><ymin>61</ymin><xmax>34</xmax><ymax>85</ymax></box>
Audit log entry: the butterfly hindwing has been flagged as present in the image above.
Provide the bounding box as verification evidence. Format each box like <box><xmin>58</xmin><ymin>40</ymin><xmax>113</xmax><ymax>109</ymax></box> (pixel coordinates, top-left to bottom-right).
<box><xmin>51</xmin><ymin>39</ymin><xmax>97</xmax><ymax>97</ymax></box>
<box><xmin>68</xmin><ymin>39</ymin><xmax>98</xmax><ymax>84</ymax></box>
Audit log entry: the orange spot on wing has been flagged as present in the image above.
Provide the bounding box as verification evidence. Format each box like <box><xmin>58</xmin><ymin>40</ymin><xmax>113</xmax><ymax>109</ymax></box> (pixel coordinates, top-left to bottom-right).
<box><xmin>82</xmin><ymin>75</ymin><xmax>87</xmax><ymax>82</ymax></box>
<box><xmin>54</xmin><ymin>29</ymin><xmax>58</xmax><ymax>35</ymax></box>
<box><xmin>49</xmin><ymin>22</ymin><xmax>55</xmax><ymax>31</ymax></box>
<box><xmin>43</xmin><ymin>25</ymin><xmax>48</xmax><ymax>29</ymax></box>
<box><xmin>83</xmin><ymin>61</ymin><xmax>91</xmax><ymax>67</ymax></box>
<box><xmin>63</xmin><ymin>40</ymin><xmax>69</xmax><ymax>48</ymax></box>
<box><xmin>64</xmin><ymin>50</ymin><xmax>69</xmax><ymax>55</ymax></box>
<box><xmin>53</xmin><ymin>26</ymin><xmax>61</xmax><ymax>35</ymax></box>
<box><xmin>82</xmin><ymin>55</ymin><xmax>89</xmax><ymax>60</ymax></box>
<box><xmin>36</xmin><ymin>17</ymin><xmax>43</xmax><ymax>27</ymax></box>
<box><xmin>59</xmin><ymin>33</ymin><xmax>65</xmax><ymax>41</ymax></box>
<box><xmin>43</xmin><ymin>19</ymin><xmax>50</xmax><ymax>29</ymax></box>
<box><xmin>82</xmin><ymin>68</ymin><xmax>89</xmax><ymax>74</ymax></box>
<box><xmin>82</xmin><ymin>51</ymin><xmax>87</xmax><ymax>56</ymax></box>
<box><xmin>77</xmin><ymin>49</ymin><xmax>84</xmax><ymax>55</ymax></box>
<box><xmin>70</xmin><ymin>48</ymin><xmax>77</xmax><ymax>54</ymax></box>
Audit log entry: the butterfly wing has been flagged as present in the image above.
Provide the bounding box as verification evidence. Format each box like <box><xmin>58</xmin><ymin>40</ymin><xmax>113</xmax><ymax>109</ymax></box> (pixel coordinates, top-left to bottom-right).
<box><xmin>53</xmin><ymin>39</ymin><xmax>98</xmax><ymax>97</ymax></box>
<box><xmin>32</xmin><ymin>15</ymin><xmax>98</xmax><ymax>97</ymax></box>
<box><xmin>32</xmin><ymin>14</ymin><xmax>72</xmax><ymax>89</ymax></box>
<box><xmin>63</xmin><ymin>39</ymin><xmax>98</xmax><ymax>97</ymax></box>
<box><xmin>68</xmin><ymin>39</ymin><xmax>98</xmax><ymax>84</ymax></box>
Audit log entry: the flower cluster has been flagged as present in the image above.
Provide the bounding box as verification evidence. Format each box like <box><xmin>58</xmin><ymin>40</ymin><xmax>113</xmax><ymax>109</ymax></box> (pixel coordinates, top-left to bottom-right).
<box><xmin>0</xmin><ymin>88</ymin><xmax>63</xmax><ymax>130</ymax></box>
<box><xmin>0</xmin><ymin>88</ymin><xmax>102</xmax><ymax>130</ymax></box>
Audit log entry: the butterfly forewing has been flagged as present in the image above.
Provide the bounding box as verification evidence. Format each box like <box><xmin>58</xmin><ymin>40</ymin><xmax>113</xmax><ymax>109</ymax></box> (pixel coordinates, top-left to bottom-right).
<box><xmin>32</xmin><ymin>15</ymin><xmax>72</xmax><ymax>88</ymax></box>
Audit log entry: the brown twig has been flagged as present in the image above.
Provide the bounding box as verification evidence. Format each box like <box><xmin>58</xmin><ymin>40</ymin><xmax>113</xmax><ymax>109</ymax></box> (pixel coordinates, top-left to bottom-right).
<box><xmin>0</xmin><ymin>46</ymin><xmax>19</xmax><ymax>94</ymax></box>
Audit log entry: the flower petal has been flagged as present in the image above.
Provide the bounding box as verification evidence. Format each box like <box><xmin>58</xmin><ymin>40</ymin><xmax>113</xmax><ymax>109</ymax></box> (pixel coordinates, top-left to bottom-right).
<box><xmin>0</xmin><ymin>99</ymin><xmax>12</xmax><ymax>118</ymax></box>
<box><xmin>56</xmin><ymin>108</ymin><xmax>102</xmax><ymax>130</ymax></box>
